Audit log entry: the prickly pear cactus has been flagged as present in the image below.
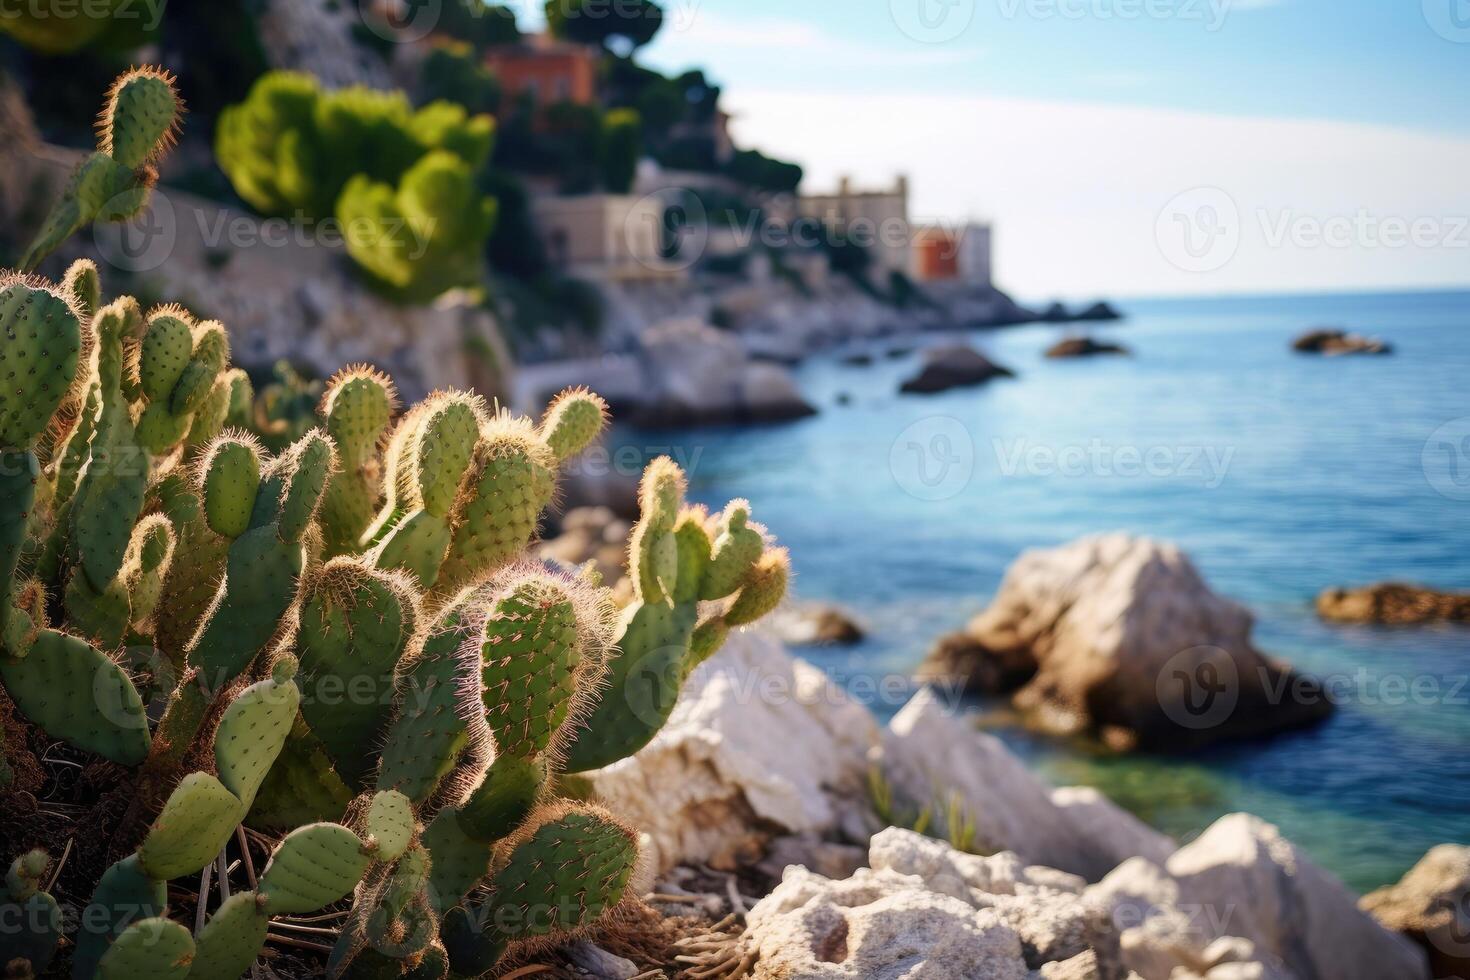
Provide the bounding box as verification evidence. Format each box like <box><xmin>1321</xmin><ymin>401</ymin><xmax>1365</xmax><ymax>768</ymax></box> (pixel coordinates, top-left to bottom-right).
<box><xmin>0</xmin><ymin>66</ymin><xmax>792</xmax><ymax>980</ymax></box>
<box><xmin>20</xmin><ymin>67</ymin><xmax>183</xmax><ymax>270</ymax></box>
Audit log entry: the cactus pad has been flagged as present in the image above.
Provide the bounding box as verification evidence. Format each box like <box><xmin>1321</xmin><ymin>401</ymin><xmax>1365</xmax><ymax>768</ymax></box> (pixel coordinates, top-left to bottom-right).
<box><xmin>186</xmin><ymin>892</ymin><xmax>269</xmax><ymax>980</ymax></box>
<box><xmin>73</xmin><ymin>855</ymin><xmax>168</xmax><ymax>980</ymax></box>
<box><xmin>0</xmin><ymin>276</ymin><xmax>85</xmax><ymax>451</ymax></box>
<box><xmin>139</xmin><ymin>772</ymin><xmax>246</xmax><ymax>881</ymax></box>
<box><xmin>100</xmin><ymin>67</ymin><xmax>184</xmax><ymax>171</ymax></box>
<box><xmin>98</xmin><ymin>917</ymin><xmax>195</xmax><ymax>979</ymax></box>
<box><xmin>366</xmin><ymin>790</ymin><xmax>415</xmax><ymax>862</ymax></box>
<box><xmin>0</xmin><ymin>628</ymin><xmax>150</xmax><ymax>764</ymax></box>
<box><xmin>201</xmin><ymin>435</ymin><xmax>262</xmax><ymax>539</ymax></box>
<box><xmin>538</xmin><ymin>387</ymin><xmax>607</xmax><ymax>463</ymax></box>
<box><xmin>214</xmin><ymin>666</ymin><xmax>301</xmax><ymax>809</ymax></box>
<box><xmin>258</xmin><ymin>823</ymin><xmax>372</xmax><ymax>915</ymax></box>
<box><xmin>487</xmin><ymin>806</ymin><xmax>638</xmax><ymax>940</ymax></box>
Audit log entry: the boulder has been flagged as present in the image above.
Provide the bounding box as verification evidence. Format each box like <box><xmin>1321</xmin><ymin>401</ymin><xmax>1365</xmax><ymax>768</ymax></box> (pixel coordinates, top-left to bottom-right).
<box><xmin>917</xmin><ymin>629</ymin><xmax>1036</xmax><ymax>694</ymax></box>
<box><xmin>631</xmin><ymin>318</ymin><xmax>817</xmax><ymax>427</ymax></box>
<box><xmin>1073</xmin><ymin>301</ymin><xmax>1123</xmax><ymax>322</ymax></box>
<box><xmin>923</xmin><ymin>534</ymin><xmax>1333</xmax><ymax>749</ymax></box>
<box><xmin>899</xmin><ymin>345</ymin><xmax>1016</xmax><ymax>395</ymax></box>
<box><xmin>1316</xmin><ymin>583</ymin><xmax>1470</xmax><ymax>625</ymax></box>
<box><xmin>1046</xmin><ymin>336</ymin><xmax>1131</xmax><ymax>359</ymax></box>
<box><xmin>1093</xmin><ymin>814</ymin><xmax>1428</xmax><ymax>980</ymax></box>
<box><xmin>742</xmin><ymin>866</ymin><xmax>1031</xmax><ymax>979</ymax></box>
<box><xmin>877</xmin><ymin>689</ymin><xmax>1174</xmax><ymax>881</ymax></box>
<box><xmin>769</xmin><ymin>604</ymin><xmax>866</xmax><ymax>647</ymax></box>
<box><xmin>1361</xmin><ymin>844</ymin><xmax>1470</xmax><ymax>979</ymax></box>
<box><xmin>1291</xmin><ymin>328</ymin><xmax>1392</xmax><ymax>355</ymax></box>
<box><xmin>589</xmin><ymin>631</ymin><xmax>877</xmax><ymax>875</ymax></box>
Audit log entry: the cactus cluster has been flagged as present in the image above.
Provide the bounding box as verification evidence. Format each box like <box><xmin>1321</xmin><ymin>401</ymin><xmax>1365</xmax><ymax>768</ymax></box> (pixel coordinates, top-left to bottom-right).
<box><xmin>1</xmin><ymin>69</ymin><xmax>791</xmax><ymax>979</ymax></box>
<box><xmin>215</xmin><ymin>71</ymin><xmax>498</xmax><ymax>301</ymax></box>
<box><xmin>19</xmin><ymin>67</ymin><xmax>183</xmax><ymax>272</ymax></box>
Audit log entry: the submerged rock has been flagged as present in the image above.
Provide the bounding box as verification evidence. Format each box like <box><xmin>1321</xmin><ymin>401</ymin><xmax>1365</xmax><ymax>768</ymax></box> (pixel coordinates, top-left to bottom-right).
<box><xmin>1362</xmin><ymin>844</ymin><xmax>1470</xmax><ymax>980</ymax></box>
<box><xmin>1073</xmin><ymin>301</ymin><xmax>1123</xmax><ymax>322</ymax></box>
<box><xmin>1292</xmin><ymin>328</ymin><xmax>1392</xmax><ymax>355</ymax></box>
<box><xmin>1317</xmin><ymin>582</ymin><xmax>1470</xmax><ymax>625</ymax></box>
<box><xmin>923</xmin><ymin>534</ymin><xmax>1333</xmax><ymax>750</ymax></box>
<box><xmin>899</xmin><ymin>345</ymin><xmax>1016</xmax><ymax>395</ymax></box>
<box><xmin>1045</xmin><ymin>336</ymin><xmax>1131</xmax><ymax>359</ymax></box>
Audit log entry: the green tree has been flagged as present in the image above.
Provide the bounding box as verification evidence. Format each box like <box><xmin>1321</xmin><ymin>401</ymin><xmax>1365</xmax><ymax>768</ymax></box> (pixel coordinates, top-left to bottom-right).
<box><xmin>545</xmin><ymin>0</ymin><xmax>664</xmax><ymax>51</ymax></box>
<box><xmin>439</xmin><ymin>0</ymin><xmax>522</xmax><ymax>48</ymax></box>
<box><xmin>599</xmin><ymin>109</ymin><xmax>642</xmax><ymax>193</ymax></box>
<box><xmin>420</xmin><ymin>41</ymin><xmax>502</xmax><ymax>116</ymax></box>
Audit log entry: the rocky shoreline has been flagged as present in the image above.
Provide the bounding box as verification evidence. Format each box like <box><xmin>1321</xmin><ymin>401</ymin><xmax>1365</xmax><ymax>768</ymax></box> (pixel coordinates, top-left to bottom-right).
<box><xmin>571</xmin><ymin>628</ymin><xmax>1445</xmax><ymax>979</ymax></box>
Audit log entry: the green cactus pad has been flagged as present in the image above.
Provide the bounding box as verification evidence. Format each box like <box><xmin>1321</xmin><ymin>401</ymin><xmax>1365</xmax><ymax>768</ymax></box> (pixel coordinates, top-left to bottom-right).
<box><xmin>439</xmin><ymin>905</ymin><xmax>507</xmax><ymax>977</ymax></box>
<box><xmin>538</xmin><ymin>388</ymin><xmax>607</xmax><ymax>463</ymax></box>
<box><xmin>258</xmin><ymin>823</ymin><xmax>371</xmax><ymax>915</ymax></box>
<box><xmin>274</xmin><ymin>430</ymin><xmax>333</xmax><ymax>543</ymax></box>
<box><xmin>671</xmin><ymin>512</ymin><xmax>713</xmax><ymax>604</ymax></box>
<box><xmin>297</xmin><ymin>560</ymin><xmax>415</xmax><ymax>788</ymax></box>
<box><xmin>563</xmin><ymin>601</ymin><xmax>698</xmax><ymax>773</ymax></box>
<box><xmin>246</xmin><ymin>720</ymin><xmax>354</xmax><ymax>830</ymax></box>
<box><xmin>215</xmin><ymin>668</ymin><xmax>301</xmax><ymax>809</ymax></box>
<box><xmin>319</xmin><ymin>367</ymin><xmax>395</xmax><ymax>555</ymax></box>
<box><xmin>487</xmin><ymin>806</ymin><xmax>638</xmax><ymax>940</ymax></box>
<box><xmin>371</xmin><ymin>510</ymin><xmax>453</xmax><ymax>588</ymax></box>
<box><xmin>202</xmin><ymin>437</ymin><xmax>262</xmax><ymax>539</ymax></box>
<box><xmin>101</xmin><ymin>68</ymin><xmax>183</xmax><ymax>171</ymax></box>
<box><xmin>700</xmin><ymin>503</ymin><xmax>764</xmax><ymax>600</ymax></box>
<box><xmin>187</xmin><ymin>525</ymin><xmax>305</xmax><ymax>687</ymax></box>
<box><xmin>98</xmin><ymin>917</ymin><xmax>195</xmax><ymax>980</ymax></box>
<box><xmin>73</xmin><ymin>855</ymin><xmax>168</xmax><ymax>980</ymax></box>
<box><xmin>62</xmin><ymin>259</ymin><xmax>101</xmax><ymax>318</ymax></box>
<box><xmin>410</xmin><ymin>395</ymin><xmax>483</xmax><ymax>517</ymax></box>
<box><xmin>438</xmin><ymin>426</ymin><xmax>556</xmax><ymax>590</ymax></box>
<box><xmin>0</xmin><ymin>889</ymin><xmax>62</xmax><ymax>974</ymax></box>
<box><xmin>61</xmin><ymin>567</ymin><xmax>131</xmax><ymax>648</ymax></box>
<box><xmin>186</xmin><ymin>891</ymin><xmax>269</xmax><ymax>980</ymax></box>
<box><xmin>376</xmin><ymin>603</ymin><xmax>477</xmax><ymax>803</ymax></box>
<box><xmin>725</xmin><ymin>548</ymin><xmax>790</xmax><ymax>626</ymax></box>
<box><xmin>0</xmin><ymin>628</ymin><xmax>150</xmax><ymax>764</ymax></box>
<box><xmin>139</xmin><ymin>772</ymin><xmax>246</xmax><ymax>880</ymax></box>
<box><xmin>366</xmin><ymin>790</ymin><xmax>415</xmax><ymax>862</ymax></box>
<box><xmin>422</xmin><ymin>807</ymin><xmax>492</xmax><ymax>911</ymax></box>
<box><xmin>0</xmin><ymin>277</ymin><xmax>85</xmax><ymax>451</ymax></box>
<box><xmin>478</xmin><ymin>578</ymin><xmax>584</xmax><ymax>759</ymax></box>
<box><xmin>139</xmin><ymin>313</ymin><xmax>193</xmax><ymax>402</ymax></box>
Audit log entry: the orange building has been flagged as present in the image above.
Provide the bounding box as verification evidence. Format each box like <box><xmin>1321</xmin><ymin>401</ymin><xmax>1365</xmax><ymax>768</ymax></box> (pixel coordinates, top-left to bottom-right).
<box><xmin>484</xmin><ymin>37</ymin><xmax>599</xmax><ymax>111</ymax></box>
<box><xmin>912</xmin><ymin>226</ymin><xmax>961</xmax><ymax>282</ymax></box>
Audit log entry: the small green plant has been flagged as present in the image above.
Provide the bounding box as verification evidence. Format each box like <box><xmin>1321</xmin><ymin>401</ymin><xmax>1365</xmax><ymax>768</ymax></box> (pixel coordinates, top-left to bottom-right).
<box><xmin>0</xmin><ymin>67</ymin><xmax>791</xmax><ymax>980</ymax></box>
<box><xmin>867</xmin><ymin>767</ymin><xmax>993</xmax><ymax>856</ymax></box>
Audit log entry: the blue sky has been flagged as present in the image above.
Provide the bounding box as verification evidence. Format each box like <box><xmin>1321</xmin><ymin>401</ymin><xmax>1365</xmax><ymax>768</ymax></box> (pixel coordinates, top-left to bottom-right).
<box><xmin>520</xmin><ymin>1</ymin><xmax>1470</xmax><ymax>299</ymax></box>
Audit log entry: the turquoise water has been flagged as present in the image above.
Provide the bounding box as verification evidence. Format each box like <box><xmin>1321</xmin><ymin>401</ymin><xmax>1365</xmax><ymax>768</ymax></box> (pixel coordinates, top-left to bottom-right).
<box><xmin>614</xmin><ymin>289</ymin><xmax>1470</xmax><ymax>894</ymax></box>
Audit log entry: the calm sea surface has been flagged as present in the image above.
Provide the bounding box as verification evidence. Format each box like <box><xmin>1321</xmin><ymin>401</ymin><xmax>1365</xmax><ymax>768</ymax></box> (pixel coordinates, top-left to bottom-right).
<box><xmin>612</xmin><ymin>289</ymin><xmax>1470</xmax><ymax>893</ymax></box>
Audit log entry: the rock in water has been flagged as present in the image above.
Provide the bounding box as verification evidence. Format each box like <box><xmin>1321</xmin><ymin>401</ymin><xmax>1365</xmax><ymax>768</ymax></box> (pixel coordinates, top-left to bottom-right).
<box><xmin>1317</xmin><ymin>582</ymin><xmax>1470</xmax><ymax>625</ymax></box>
<box><xmin>1045</xmin><ymin>336</ymin><xmax>1130</xmax><ymax>359</ymax></box>
<box><xmin>634</xmin><ymin>318</ymin><xmax>818</xmax><ymax>426</ymax></box>
<box><xmin>769</xmin><ymin>604</ymin><xmax>865</xmax><ymax>647</ymax></box>
<box><xmin>922</xmin><ymin>534</ymin><xmax>1333</xmax><ymax>749</ymax></box>
<box><xmin>1362</xmin><ymin>844</ymin><xmax>1470</xmax><ymax>980</ymax></box>
<box><xmin>1292</xmin><ymin>328</ymin><xmax>1392</xmax><ymax>355</ymax></box>
<box><xmin>899</xmin><ymin>345</ymin><xmax>1016</xmax><ymax>395</ymax></box>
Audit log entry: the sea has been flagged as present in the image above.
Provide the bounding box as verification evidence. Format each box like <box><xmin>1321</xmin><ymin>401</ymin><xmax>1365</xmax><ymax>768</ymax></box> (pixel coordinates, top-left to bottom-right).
<box><xmin>611</xmin><ymin>288</ymin><xmax>1470</xmax><ymax>894</ymax></box>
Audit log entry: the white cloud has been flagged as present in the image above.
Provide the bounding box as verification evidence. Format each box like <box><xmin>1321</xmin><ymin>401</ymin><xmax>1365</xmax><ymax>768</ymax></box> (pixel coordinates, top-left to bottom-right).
<box><xmin>725</xmin><ymin>88</ymin><xmax>1470</xmax><ymax>299</ymax></box>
